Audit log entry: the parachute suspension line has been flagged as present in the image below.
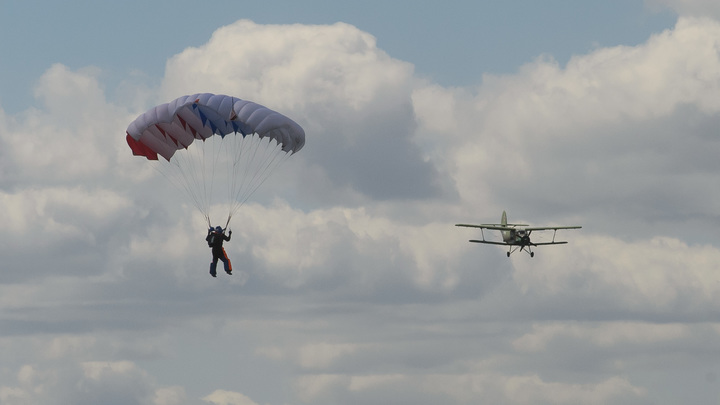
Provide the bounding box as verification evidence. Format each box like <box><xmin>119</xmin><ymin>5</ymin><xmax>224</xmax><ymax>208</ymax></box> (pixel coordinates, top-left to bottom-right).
<box><xmin>233</xmin><ymin>139</ymin><xmax>289</xmax><ymax>212</ymax></box>
<box><xmin>227</xmin><ymin>135</ymin><xmax>290</xmax><ymax>220</ymax></box>
<box><xmin>172</xmin><ymin>145</ymin><xmax>210</xmax><ymax>223</ymax></box>
<box><xmin>224</xmin><ymin>130</ymin><xmax>259</xmax><ymax>227</ymax></box>
<box><xmin>225</xmin><ymin>130</ymin><xmax>245</xmax><ymax>224</ymax></box>
<box><xmin>205</xmin><ymin>132</ymin><xmax>226</xmax><ymax>227</ymax></box>
<box><xmin>190</xmin><ymin>135</ymin><xmax>209</xmax><ymax>225</ymax></box>
<box><xmin>233</xmin><ymin>134</ymin><xmax>266</xmax><ymax>213</ymax></box>
<box><xmin>227</xmin><ymin>134</ymin><xmax>255</xmax><ymax>220</ymax></box>
<box><xmin>188</xmin><ymin>132</ymin><xmax>227</xmax><ymax>227</ymax></box>
<box><xmin>148</xmin><ymin>154</ymin><xmax>211</xmax><ymax>228</ymax></box>
<box><xmin>193</xmin><ymin>137</ymin><xmax>214</xmax><ymax>227</ymax></box>
<box><xmin>151</xmin><ymin>151</ymin><xmax>205</xmax><ymax>217</ymax></box>
<box><xmin>148</xmin><ymin>132</ymin><xmax>228</xmax><ymax>229</ymax></box>
<box><xmin>176</xmin><ymin>136</ymin><xmax>213</xmax><ymax>223</ymax></box>
<box><xmin>217</xmin><ymin>131</ymin><xmax>292</xmax><ymax>227</ymax></box>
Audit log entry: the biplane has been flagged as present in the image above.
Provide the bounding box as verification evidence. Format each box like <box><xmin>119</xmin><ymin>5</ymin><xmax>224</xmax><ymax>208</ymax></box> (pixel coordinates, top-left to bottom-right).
<box><xmin>456</xmin><ymin>211</ymin><xmax>581</xmax><ymax>257</ymax></box>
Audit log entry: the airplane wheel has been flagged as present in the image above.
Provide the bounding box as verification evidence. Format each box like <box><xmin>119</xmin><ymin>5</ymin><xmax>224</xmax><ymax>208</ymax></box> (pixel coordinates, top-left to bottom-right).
<box><xmin>507</xmin><ymin>252</ymin><xmax>510</xmax><ymax>257</ymax></box>
<box><xmin>530</xmin><ymin>252</ymin><xmax>535</xmax><ymax>258</ymax></box>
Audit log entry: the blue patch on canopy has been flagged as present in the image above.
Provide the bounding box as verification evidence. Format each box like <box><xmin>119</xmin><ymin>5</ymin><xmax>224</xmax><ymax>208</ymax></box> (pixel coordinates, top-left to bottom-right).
<box><xmin>232</xmin><ymin>121</ymin><xmax>248</xmax><ymax>136</ymax></box>
<box><xmin>208</xmin><ymin>118</ymin><xmax>218</xmax><ymax>134</ymax></box>
<box><xmin>198</xmin><ymin>109</ymin><xmax>208</xmax><ymax>127</ymax></box>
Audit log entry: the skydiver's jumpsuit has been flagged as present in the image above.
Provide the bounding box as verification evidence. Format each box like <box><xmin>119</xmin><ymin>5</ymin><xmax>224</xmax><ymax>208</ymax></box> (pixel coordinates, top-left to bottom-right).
<box><xmin>206</xmin><ymin>230</ymin><xmax>232</xmax><ymax>277</ymax></box>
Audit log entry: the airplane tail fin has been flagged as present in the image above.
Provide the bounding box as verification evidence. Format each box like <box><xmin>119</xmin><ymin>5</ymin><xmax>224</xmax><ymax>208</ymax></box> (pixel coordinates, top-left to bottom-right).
<box><xmin>501</xmin><ymin>211</ymin><xmax>528</xmax><ymax>227</ymax></box>
<box><xmin>480</xmin><ymin>211</ymin><xmax>527</xmax><ymax>227</ymax></box>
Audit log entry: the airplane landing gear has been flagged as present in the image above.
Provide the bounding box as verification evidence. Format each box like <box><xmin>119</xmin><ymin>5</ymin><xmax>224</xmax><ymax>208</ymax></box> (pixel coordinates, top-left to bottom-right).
<box><xmin>507</xmin><ymin>245</ymin><xmax>535</xmax><ymax>257</ymax></box>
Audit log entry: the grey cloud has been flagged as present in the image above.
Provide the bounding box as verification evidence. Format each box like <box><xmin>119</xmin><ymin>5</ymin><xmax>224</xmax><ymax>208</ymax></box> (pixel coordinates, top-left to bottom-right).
<box><xmin>3</xmin><ymin>16</ymin><xmax>720</xmax><ymax>405</ymax></box>
<box><xmin>0</xmin><ymin>361</ymin><xmax>193</xmax><ymax>405</ymax></box>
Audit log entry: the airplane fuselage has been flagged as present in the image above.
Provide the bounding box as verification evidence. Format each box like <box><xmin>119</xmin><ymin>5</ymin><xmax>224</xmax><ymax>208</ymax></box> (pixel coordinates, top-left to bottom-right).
<box><xmin>500</xmin><ymin>211</ymin><xmax>531</xmax><ymax>246</ymax></box>
<box><xmin>504</xmin><ymin>229</ymin><xmax>531</xmax><ymax>246</ymax></box>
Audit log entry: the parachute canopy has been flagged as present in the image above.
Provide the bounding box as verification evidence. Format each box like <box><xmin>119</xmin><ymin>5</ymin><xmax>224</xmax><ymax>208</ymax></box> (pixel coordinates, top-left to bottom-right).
<box><xmin>126</xmin><ymin>93</ymin><xmax>304</xmax><ymax>160</ymax></box>
<box><xmin>126</xmin><ymin>93</ymin><xmax>305</xmax><ymax>227</ymax></box>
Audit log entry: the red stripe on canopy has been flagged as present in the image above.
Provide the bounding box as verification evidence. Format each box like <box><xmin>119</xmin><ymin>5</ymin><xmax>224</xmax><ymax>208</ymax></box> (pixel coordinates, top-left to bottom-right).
<box><xmin>126</xmin><ymin>133</ymin><xmax>158</xmax><ymax>160</ymax></box>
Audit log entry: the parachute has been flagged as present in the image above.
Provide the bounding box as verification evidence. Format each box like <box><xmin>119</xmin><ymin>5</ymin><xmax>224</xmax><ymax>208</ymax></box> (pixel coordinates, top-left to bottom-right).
<box><xmin>126</xmin><ymin>93</ymin><xmax>305</xmax><ymax>228</ymax></box>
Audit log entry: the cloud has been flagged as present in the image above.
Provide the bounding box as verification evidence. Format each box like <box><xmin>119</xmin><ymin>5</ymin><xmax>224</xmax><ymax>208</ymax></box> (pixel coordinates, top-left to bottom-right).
<box><xmin>512</xmin><ymin>322</ymin><xmax>688</xmax><ymax>353</ymax></box>
<box><xmin>228</xmin><ymin>201</ymin><xmax>478</xmax><ymax>295</ymax></box>
<box><xmin>647</xmin><ymin>0</ymin><xmax>720</xmax><ymax>19</ymax></box>
<box><xmin>0</xmin><ymin>361</ymin><xmax>192</xmax><ymax>405</ymax></box>
<box><xmin>203</xmin><ymin>390</ymin><xmax>259</xmax><ymax>405</ymax></box>
<box><xmin>0</xmin><ymin>64</ymin><xmax>130</xmax><ymax>189</ymax></box>
<box><xmin>440</xmin><ymin>17</ymin><xmax>720</xmax><ymax>228</ymax></box>
<box><xmin>292</xmin><ymin>372</ymin><xmax>646</xmax><ymax>405</ymax></box>
<box><xmin>503</xmin><ymin>234</ymin><xmax>720</xmax><ymax>321</ymax></box>
<box><xmin>256</xmin><ymin>341</ymin><xmax>360</xmax><ymax>370</ymax></box>
<box><xmin>1</xmin><ymin>15</ymin><xmax>720</xmax><ymax>405</ymax></box>
<box><xmin>160</xmin><ymin>20</ymin><xmax>447</xmax><ymax>202</ymax></box>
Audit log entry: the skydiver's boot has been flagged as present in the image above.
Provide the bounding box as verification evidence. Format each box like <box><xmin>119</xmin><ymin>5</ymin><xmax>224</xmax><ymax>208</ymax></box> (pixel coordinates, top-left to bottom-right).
<box><xmin>209</xmin><ymin>262</ymin><xmax>217</xmax><ymax>278</ymax></box>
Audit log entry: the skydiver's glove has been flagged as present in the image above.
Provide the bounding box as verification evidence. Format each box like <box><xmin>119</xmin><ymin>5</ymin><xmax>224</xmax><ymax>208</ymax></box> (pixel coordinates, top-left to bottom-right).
<box><xmin>228</xmin><ymin>230</ymin><xmax>232</xmax><ymax>236</ymax></box>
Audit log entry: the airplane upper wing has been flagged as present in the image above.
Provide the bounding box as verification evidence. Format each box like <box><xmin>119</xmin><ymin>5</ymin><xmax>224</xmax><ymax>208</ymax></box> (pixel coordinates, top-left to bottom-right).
<box><xmin>456</xmin><ymin>223</ymin><xmax>491</xmax><ymax>229</ymax></box>
<box><xmin>455</xmin><ymin>224</ymin><xmax>517</xmax><ymax>231</ymax></box>
<box><xmin>456</xmin><ymin>224</ymin><xmax>581</xmax><ymax>230</ymax></box>
<box><xmin>523</xmin><ymin>226</ymin><xmax>582</xmax><ymax>231</ymax></box>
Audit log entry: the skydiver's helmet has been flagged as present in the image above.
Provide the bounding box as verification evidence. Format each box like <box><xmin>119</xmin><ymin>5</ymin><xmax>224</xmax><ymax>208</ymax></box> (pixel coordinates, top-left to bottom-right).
<box><xmin>215</xmin><ymin>226</ymin><xmax>223</xmax><ymax>233</ymax></box>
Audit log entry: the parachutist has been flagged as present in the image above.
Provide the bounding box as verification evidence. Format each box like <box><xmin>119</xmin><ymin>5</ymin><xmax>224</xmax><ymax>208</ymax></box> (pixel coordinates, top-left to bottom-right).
<box><xmin>126</xmin><ymin>94</ymin><xmax>304</xmax><ymax>269</ymax></box>
<box><xmin>206</xmin><ymin>226</ymin><xmax>232</xmax><ymax>277</ymax></box>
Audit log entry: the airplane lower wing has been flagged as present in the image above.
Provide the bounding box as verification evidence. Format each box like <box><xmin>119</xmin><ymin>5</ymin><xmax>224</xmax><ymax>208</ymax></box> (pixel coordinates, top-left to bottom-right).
<box><xmin>531</xmin><ymin>241</ymin><xmax>568</xmax><ymax>245</ymax></box>
<box><xmin>469</xmin><ymin>240</ymin><xmax>568</xmax><ymax>246</ymax></box>
<box><xmin>468</xmin><ymin>240</ymin><xmax>508</xmax><ymax>245</ymax></box>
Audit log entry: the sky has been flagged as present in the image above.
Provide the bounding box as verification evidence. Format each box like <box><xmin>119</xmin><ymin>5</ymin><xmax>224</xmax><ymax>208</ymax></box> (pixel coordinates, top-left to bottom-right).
<box><xmin>1</xmin><ymin>0</ymin><xmax>720</xmax><ymax>404</ymax></box>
